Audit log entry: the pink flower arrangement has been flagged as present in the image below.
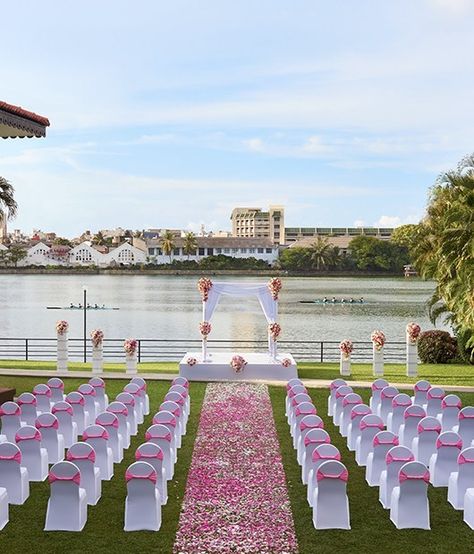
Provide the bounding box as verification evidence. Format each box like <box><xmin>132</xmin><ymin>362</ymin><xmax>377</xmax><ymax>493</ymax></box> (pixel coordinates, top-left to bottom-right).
<box><xmin>268</xmin><ymin>277</ymin><xmax>282</xmax><ymax>300</ymax></box>
<box><xmin>406</xmin><ymin>322</ymin><xmax>421</xmax><ymax>344</ymax></box>
<box><xmin>371</xmin><ymin>330</ymin><xmax>386</xmax><ymax>351</ymax></box>
<box><xmin>339</xmin><ymin>339</ymin><xmax>354</xmax><ymax>360</ymax></box>
<box><xmin>230</xmin><ymin>355</ymin><xmax>247</xmax><ymax>373</ymax></box>
<box><xmin>123</xmin><ymin>339</ymin><xmax>138</xmax><ymax>356</ymax></box>
<box><xmin>90</xmin><ymin>329</ymin><xmax>104</xmax><ymax>347</ymax></box>
<box><xmin>197</xmin><ymin>277</ymin><xmax>213</xmax><ymax>302</ymax></box>
<box><xmin>187</xmin><ymin>357</ymin><xmax>197</xmax><ymax>366</ymax></box>
<box><xmin>199</xmin><ymin>321</ymin><xmax>212</xmax><ymax>337</ymax></box>
<box><xmin>56</xmin><ymin>320</ymin><xmax>69</xmax><ymax>335</ymax></box>
<box><xmin>281</xmin><ymin>358</ymin><xmax>292</xmax><ymax>367</ymax></box>
<box><xmin>173</xmin><ymin>383</ymin><xmax>298</xmax><ymax>554</ymax></box>
<box><xmin>269</xmin><ymin>322</ymin><xmax>281</xmax><ymax>341</ymax></box>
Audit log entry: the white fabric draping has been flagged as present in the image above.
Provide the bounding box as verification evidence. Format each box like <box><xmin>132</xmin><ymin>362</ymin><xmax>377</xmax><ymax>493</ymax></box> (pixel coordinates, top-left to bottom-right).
<box><xmin>203</xmin><ymin>282</ymin><xmax>277</xmax><ymax>323</ymax></box>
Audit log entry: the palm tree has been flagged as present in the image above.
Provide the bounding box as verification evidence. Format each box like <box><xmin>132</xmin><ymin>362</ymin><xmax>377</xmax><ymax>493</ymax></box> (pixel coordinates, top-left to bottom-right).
<box><xmin>92</xmin><ymin>231</ymin><xmax>106</xmax><ymax>246</ymax></box>
<box><xmin>308</xmin><ymin>237</ymin><xmax>332</xmax><ymax>271</ymax></box>
<box><xmin>183</xmin><ymin>231</ymin><xmax>198</xmax><ymax>260</ymax></box>
<box><xmin>160</xmin><ymin>230</ymin><xmax>175</xmax><ymax>263</ymax></box>
<box><xmin>0</xmin><ymin>176</ymin><xmax>18</xmax><ymax>230</ymax></box>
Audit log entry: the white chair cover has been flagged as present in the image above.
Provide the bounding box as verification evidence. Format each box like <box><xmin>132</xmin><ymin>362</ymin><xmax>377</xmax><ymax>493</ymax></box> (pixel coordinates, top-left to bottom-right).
<box><xmin>47</xmin><ymin>378</ymin><xmax>65</xmax><ymax>404</ymax></box>
<box><xmin>96</xmin><ymin>412</ymin><xmax>123</xmax><ymax>463</ymax></box>
<box><xmin>296</xmin><ymin>415</ymin><xmax>324</xmax><ymax>465</ymax></box>
<box><xmin>347</xmin><ymin>404</ymin><xmax>371</xmax><ymax>451</ymax></box>
<box><xmin>379</xmin><ymin>446</ymin><xmax>414</xmax><ymax>509</ymax></box>
<box><xmin>107</xmin><ymin>401</ymin><xmax>131</xmax><ymax>449</ymax></box>
<box><xmin>83</xmin><ymin>424</ymin><xmax>113</xmax><ymax>480</ymax></box>
<box><xmin>131</xmin><ymin>377</ymin><xmax>150</xmax><ymax>416</ymax></box>
<box><xmin>464</xmin><ymin>488</ymin><xmax>474</xmax><ymax>530</ymax></box>
<box><xmin>286</xmin><ymin>385</ymin><xmax>307</xmax><ymax>422</ymax></box>
<box><xmin>411</xmin><ymin>416</ymin><xmax>441</xmax><ymax>466</ymax></box>
<box><xmin>365</xmin><ymin>431</ymin><xmax>399</xmax><ymax>486</ymax></box>
<box><xmin>0</xmin><ymin>442</ymin><xmax>29</xmax><ymax>504</ymax></box>
<box><xmin>116</xmin><ymin>393</ymin><xmax>138</xmax><ymax>436</ymax></box>
<box><xmin>17</xmin><ymin>393</ymin><xmax>38</xmax><ymax>426</ymax></box>
<box><xmin>44</xmin><ymin>461</ymin><xmax>87</xmax><ymax>531</ymax></box>
<box><xmin>124</xmin><ymin>461</ymin><xmax>161</xmax><ymax>531</ymax></box>
<box><xmin>78</xmin><ymin>384</ymin><xmax>98</xmax><ymax>426</ymax></box>
<box><xmin>386</xmin><ymin>393</ymin><xmax>411</xmax><ymax>434</ymax></box>
<box><xmin>135</xmin><ymin>442</ymin><xmax>168</xmax><ymax>505</ymax></box>
<box><xmin>65</xmin><ymin>392</ymin><xmax>87</xmax><ymax>435</ymax></box>
<box><xmin>355</xmin><ymin>414</ymin><xmax>384</xmax><ymax>466</ymax></box>
<box><xmin>291</xmin><ymin>402</ymin><xmax>317</xmax><ymax>448</ymax></box>
<box><xmin>15</xmin><ymin>425</ymin><xmax>48</xmax><ymax>481</ymax></box>
<box><xmin>312</xmin><ymin>460</ymin><xmax>350</xmax><ymax>530</ymax></box>
<box><xmin>339</xmin><ymin>393</ymin><xmax>363</xmax><ymax>437</ymax></box>
<box><xmin>89</xmin><ymin>377</ymin><xmax>109</xmax><ymax>414</ymax></box>
<box><xmin>169</xmin><ymin>384</ymin><xmax>190</xmax><ymax>420</ymax></box>
<box><xmin>369</xmin><ymin>379</ymin><xmax>389</xmax><ymax>414</ymax></box>
<box><xmin>66</xmin><ymin>442</ymin><xmax>101</xmax><ymax>505</ymax></box>
<box><xmin>327</xmin><ymin>379</ymin><xmax>346</xmax><ymax>417</ymax></box>
<box><xmin>425</xmin><ymin>387</ymin><xmax>445</xmax><ymax>417</ymax></box>
<box><xmin>306</xmin><ymin>442</ymin><xmax>339</xmax><ymax>506</ymax></box>
<box><xmin>429</xmin><ymin>431</ymin><xmax>463</xmax><ymax>487</ymax></box>
<box><xmin>153</xmin><ymin>411</ymin><xmax>178</xmax><ymax>462</ymax></box>
<box><xmin>123</xmin><ymin>383</ymin><xmax>144</xmax><ymax>424</ymax></box>
<box><xmin>390</xmin><ymin>461</ymin><xmax>430</xmax><ymax>529</ymax></box>
<box><xmin>288</xmin><ymin>393</ymin><xmax>312</xmax><ymax>431</ymax></box>
<box><xmin>438</xmin><ymin>394</ymin><xmax>462</xmax><ymax>432</ymax></box>
<box><xmin>0</xmin><ymin>402</ymin><xmax>23</xmax><ymax>443</ymax></box>
<box><xmin>0</xmin><ymin>487</ymin><xmax>8</xmax><ymax>530</ymax></box>
<box><xmin>52</xmin><ymin>401</ymin><xmax>78</xmax><ymax>448</ymax></box>
<box><xmin>32</xmin><ymin>384</ymin><xmax>52</xmax><ymax>414</ymax></box>
<box><xmin>399</xmin><ymin>405</ymin><xmax>426</xmax><ymax>448</ymax></box>
<box><xmin>165</xmin><ymin>392</ymin><xmax>188</xmax><ymax>434</ymax></box>
<box><xmin>301</xmin><ymin>429</ymin><xmax>331</xmax><ymax>486</ymax></box>
<box><xmin>412</xmin><ymin>380</ymin><xmax>431</xmax><ymax>406</ymax></box>
<box><xmin>453</xmin><ymin>407</ymin><xmax>474</xmax><ymax>448</ymax></box>
<box><xmin>448</xmin><ymin>447</ymin><xmax>474</xmax><ymax>510</ymax></box>
<box><xmin>160</xmin><ymin>400</ymin><xmax>185</xmax><ymax>439</ymax></box>
<box><xmin>333</xmin><ymin>386</ymin><xmax>353</xmax><ymax>427</ymax></box>
<box><xmin>378</xmin><ymin>386</ymin><xmax>399</xmax><ymax>425</ymax></box>
<box><xmin>145</xmin><ymin>424</ymin><xmax>174</xmax><ymax>480</ymax></box>
<box><xmin>35</xmin><ymin>413</ymin><xmax>64</xmax><ymax>464</ymax></box>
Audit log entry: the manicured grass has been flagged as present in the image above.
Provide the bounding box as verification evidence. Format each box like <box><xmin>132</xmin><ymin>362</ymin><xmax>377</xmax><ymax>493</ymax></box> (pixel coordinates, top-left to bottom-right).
<box><xmin>270</xmin><ymin>386</ymin><xmax>474</xmax><ymax>554</ymax></box>
<box><xmin>0</xmin><ymin>375</ymin><xmax>206</xmax><ymax>553</ymax></box>
<box><xmin>0</xmin><ymin>359</ymin><xmax>179</xmax><ymax>374</ymax></box>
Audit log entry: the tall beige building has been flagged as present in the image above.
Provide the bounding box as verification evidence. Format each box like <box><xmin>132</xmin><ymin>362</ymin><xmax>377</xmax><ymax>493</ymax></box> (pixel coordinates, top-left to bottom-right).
<box><xmin>231</xmin><ymin>205</ymin><xmax>285</xmax><ymax>245</ymax></box>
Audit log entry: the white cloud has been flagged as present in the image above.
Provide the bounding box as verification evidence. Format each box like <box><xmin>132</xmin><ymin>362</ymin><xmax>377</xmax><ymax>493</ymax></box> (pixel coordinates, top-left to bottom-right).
<box><xmin>353</xmin><ymin>219</ymin><xmax>366</xmax><ymax>228</ymax></box>
<box><xmin>242</xmin><ymin>138</ymin><xmax>265</xmax><ymax>152</ymax></box>
<box><xmin>373</xmin><ymin>214</ymin><xmax>422</xmax><ymax>227</ymax></box>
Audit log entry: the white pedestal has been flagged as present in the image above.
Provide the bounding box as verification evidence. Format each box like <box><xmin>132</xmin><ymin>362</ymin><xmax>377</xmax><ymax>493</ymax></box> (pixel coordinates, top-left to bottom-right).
<box><xmin>406</xmin><ymin>340</ymin><xmax>418</xmax><ymax>377</ymax></box>
<box><xmin>202</xmin><ymin>338</ymin><xmax>208</xmax><ymax>362</ymax></box>
<box><xmin>126</xmin><ymin>353</ymin><xmax>138</xmax><ymax>374</ymax></box>
<box><xmin>92</xmin><ymin>345</ymin><xmax>103</xmax><ymax>374</ymax></box>
<box><xmin>340</xmin><ymin>355</ymin><xmax>351</xmax><ymax>376</ymax></box>
<box><xmin>373</xmin><ymin>346</ymin><xmax>384</xmax><ymax>376</ymax></box>
<box><xmin>57</xmin><ymin>334</ymin><xmax>68</xmax><ymax>372</ymax></box>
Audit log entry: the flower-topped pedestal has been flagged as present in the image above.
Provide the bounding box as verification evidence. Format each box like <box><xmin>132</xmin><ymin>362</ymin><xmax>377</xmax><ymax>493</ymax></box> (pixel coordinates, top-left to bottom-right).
<box><xmin>371</xmin><ymin>330</ymin><xmax>385</xmax><ymax>376</ymax></box>
<box><xmin>406</xmin><ymin>322</ymin><xmax>420</xmax><ymax>377</ymax></box>
<box><xmin>339</xmin><ymin>339</ymin><xmax>353</xmax><ymax>376</ymax></box>
<box><xmin>56</xmin><ymin>320</ymin><xmax>69</xmax><ymax>372</ymax></box>
<box><xmin>91</xmin><ymin>329</ymin><xmax>104</xmax><ymax>374</ymax></box>
<box><xmin>124</xmin><ymin>339</ymin><xmax>138</xmax><ymax>374</ymax></box>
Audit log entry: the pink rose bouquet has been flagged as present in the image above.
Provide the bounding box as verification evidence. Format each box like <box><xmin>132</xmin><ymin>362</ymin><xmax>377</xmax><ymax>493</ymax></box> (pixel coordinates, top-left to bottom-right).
<box><xmin>371</xmin><ymin>330</ymin><xmax>386</xmax><ymax>351</ymax></box>
<box><xmin>90</xmin><ymin>329</ymin><xmax>104</xmax><ymax>348</ymax></box>
<box><xmin>269</xmin><ymin>322</ymin><xmax>281</xmax><ymax>341</ymax></box>
<box><xmin>199</xmin><ymin>321</ymin><xmax>212</xmax><ymax>337</ymax></box>
<box><xmin>124</xmin><ymin>339</ymin><xmax>138</xmax><ymax>356</ymax></box>
<box><xmin>281</xmin><ymin>358</ymin><xmax>292</xmax><ymax>368</ymax></box>
<box><xmin>56</xmin><ymin>320</ymin><xmax>69</xmax><ymax>335</ymax></box>
<box><xmin>406</xmin><ymin>322</ymin><xmax>421</xmax><ymax>344</ymax></box>
<box><xmin>198</xmin><ymin>277</ymin><xmax>213</xmax><ymax>302</ymax></box>
<box><xmin>187</xmin><ymin>357</ymin><xmax>197</xmax><ymax>366</ymax></box>
<box><xmin>268</xmin><ymin>277</ymin><xmax>282</xmax><ymax>300</ymax></box>
<box><xmin>230</xmin><ymin>355</ymin><xmax>247</xmax><ymax>374</ymax></box>
<box><xmin>339</xmin><ymin>339</ymin><xmax>354</xmax><ymax>360</ymax></box>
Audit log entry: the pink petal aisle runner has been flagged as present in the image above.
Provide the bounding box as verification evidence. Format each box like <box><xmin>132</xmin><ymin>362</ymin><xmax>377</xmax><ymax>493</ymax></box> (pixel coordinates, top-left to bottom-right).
<box><xmin>173</xmin><ymin>382</ymin><xmax>298</xmax><ymax>554</ymax></box>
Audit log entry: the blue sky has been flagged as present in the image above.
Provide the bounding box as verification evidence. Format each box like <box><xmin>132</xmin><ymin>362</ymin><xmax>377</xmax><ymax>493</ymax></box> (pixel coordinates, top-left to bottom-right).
<box><xmin>1</xmin><ymin>0</ymin><xmax>474</xmax><ymax>236</ymax></box>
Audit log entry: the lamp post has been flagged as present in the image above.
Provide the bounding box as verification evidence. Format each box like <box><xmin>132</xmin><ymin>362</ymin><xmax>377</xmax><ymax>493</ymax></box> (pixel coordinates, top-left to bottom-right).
<box><xmin>83</xmin><ymin>285</ymin><xmax>87</xmax><ymax>363</ymax></box>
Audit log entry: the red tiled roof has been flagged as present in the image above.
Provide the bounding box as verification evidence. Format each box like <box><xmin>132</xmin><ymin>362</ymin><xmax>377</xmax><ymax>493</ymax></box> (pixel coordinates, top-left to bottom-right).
<box><xmin>0</xmin><ymin>101</ymin><xmax>50</xmax><ymax>127</ymax></box>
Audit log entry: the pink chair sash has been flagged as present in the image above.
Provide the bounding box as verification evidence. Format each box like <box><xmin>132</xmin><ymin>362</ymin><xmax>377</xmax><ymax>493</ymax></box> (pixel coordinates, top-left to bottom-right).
<box><xmin>145</xmin><ymin>430</ymin><xmax>172</xmax><ymax>442</ymax></box>
<box><xmin>427</xmin><ymin>389</ymin><xmax>444</xmax><ymax>399</ymax></box>
<box><xmin>372</xmin><ymin>381</ymin><xmax>388</xmax><ymax>391</ymax></box>
<box><xmin>52</xmin><ymin>405</ymin><xmax>73</xmax><ymax>416</ymax></box>
<box><xmin>83</xmin><ymin>428</ymin><xmax>109</xmax><ymax>440</ymax></box>
<box><xmin>67</xmin><ymin>450</ymin><xmax>96</xmax><ymax>462</ymax></box>
<box><xmin>97</xmin><ymin>418</ymin><xmax>119</xmax><ymax>429</ymax></box>
<box><xmin>78</xmin><ymin>386</ymin><xmax>96</xmax><ymax>396</ymax></box>
<box><xmin>381</xmin><ymin>390</ymin><xmax>397</xmax><ymax>399</ymax></box>
<box><xmin>336</xmin><ymin>389</ymin><xmax>350</xmax><ymax>399</ymax></box>
<box><xmin>67</xmin><ymin>395</ymin><xmax>85</xmax><ymax>406</ymax></box>
<box><xmin>18</xmin><ymin>397</ymin><xmax>36</xmax><ymax>406</ymax></box>
<box><xmin>458</xmin><ymin>453</ymin><xmax>474</xmax><ymax>464</ymax></box>
<box><xmin>343</xmin><ymin>397</ymin><xmax>361</xmax><ymax>407</ymax></box>
<box><xmin>374</xmin><ymin>435</ymin><xmax>399</xmax><ymax>447</ymax></box>
<box><xmin>399</xmin><ymin>469</ymin><xmax>430</xmax><ymax>483</ymax></box>
<box><xmin>172</xmin><ymin>378</ymin><xmax>189</xmax><ymax>388</ymax></box>
<box><xmin>34</xmin><ymin>387</ymin><xmax>51</xmax><ymax>397</ymax></box>
<box><xmin>459</xmin><ymin>410</ymin><xmax>474</xmax><ymax>419</ymax></box>
<box><xmin>305</xmin><ymin>435</ymin><xmax>330</xmax><ymax>447</ymax></box>
<box><xmin>300</xmin><ymin>420</ymin><xmax>323</xmax><ymax>431</ymax></box>
<box><xmin>414</xmin><ymin>382</ymin><xmax>430</xmax><ymax>392</ymax></box>
<box><xmin>350</xmin><ymin>408</ymin><xmax>370</xmax><ymax>420</ymax></box>
<box><xmin>441</xmin><ymin>398</ymin><xmax>461</xmax><ymax>409</ymax></box>
<box><xmin>153</xmin><ymin>417</ymin><xmax>176</xmax><ymax>427</ymax></box>
<box><xmin>312</xmin><ymin>451</ymin><xmax>341</xmax><ymax>462</ymax></box>
<box><xmin>90</xmin><ymin>381</ymin><xmax>105</xmax><ymax>389</ymax></box>
<box><xmin>0</xmin><ymin>451</ymin><xmax>22</xmax><ymax>463</ymax></box>
<box><xmin>393</xmin><ymin>399</ymin><xmax>411</xmax><ymax>407</ymax></box>
<box><xmin>330</xmin><ymin>380</ymin><xmax>346</xmax><ymax>391</ymax></box>
<box><xmin>108</xmin><ymin>406</ymin><xmax>128</xmax><ymax>416</ymax></box>
<box><xmin>295</xmin><ymin>405</ymin><xmax>317</xmax><ymax>417</ymax></box>
<box><xmin>36</xmin><ymin>419</ymin><xmax>59</xmax><ymax>430</ymax></box>
<box><xmin>0</xmin><ymin>405</ymin><xmax>21</xmax><ymax>417</ymax></box>
<box><xmin>417</xmin><ymin>422</ymin><xmax>441</xmax><ymax>433</ymax></box>
<box><xmin>386</xmin><ymin>452</ymin><xmax>414</xmax><ymax>464</ymax></box>
<box><xmin>360</xmin><ymin>420</ymin><xmax>384</xmax><ymax>430</ymax></box>
<box><xmin>167</xmin><ymin>395</ymin><xmax>184</xmax><ymax>406</ymax></box>
<box><xmin>15</xmin><ymin>429</ymin><xmax>42</xmax><ymax>442</ymax></box>
<box><xmin>125</xmin><ymin>469</ymin><xmax>157</xmax><ymax>485</ymax></box>
<box><xmin>49</xmin><ymin>381</ymin><xmax>64</xmax><ymax>390</ymax></box>
<box><xmin>136</xmin><ymin>449</ymin><xmax>164</xmax><ymax>461</ymax></box>
<box><xmin>316</xmin><ymin>468</ymin><xmax>348</xmax><ymax>482</ymax></box>
<box><xmin>49</xmin><ymin>472</ymin><xmax>81</xmax><ymax>485</ymax></box>
<box><xmin>404</xmin><ymin>409</ymin><xmax>425</xmax><ymax>419</ymax></box>
<box><xmin>436</xmin><ymin>437</ymin><xmax>462</xmax><ymax>449</ymax></box>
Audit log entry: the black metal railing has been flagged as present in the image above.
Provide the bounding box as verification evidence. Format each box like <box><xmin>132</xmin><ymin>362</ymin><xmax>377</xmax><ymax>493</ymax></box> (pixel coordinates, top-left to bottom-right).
<box><xmin>0</xmin><ymin>337</ymin><xmax>407</xmax><ymax>363</ymax></box>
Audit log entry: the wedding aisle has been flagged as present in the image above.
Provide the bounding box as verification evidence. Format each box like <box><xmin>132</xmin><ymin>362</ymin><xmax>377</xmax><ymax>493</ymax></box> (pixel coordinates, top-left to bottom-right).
<box><xmin>173</xmin><ymin>382</ymin><xmax>298</xmax><ymax>554</ymax></box>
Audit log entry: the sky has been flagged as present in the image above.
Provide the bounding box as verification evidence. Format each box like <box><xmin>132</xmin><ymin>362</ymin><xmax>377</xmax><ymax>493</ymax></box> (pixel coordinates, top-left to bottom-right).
<box><xmin>1</xmin><ymin>0</ymin><xmax>474</xmax><ymax>236</ymax></box>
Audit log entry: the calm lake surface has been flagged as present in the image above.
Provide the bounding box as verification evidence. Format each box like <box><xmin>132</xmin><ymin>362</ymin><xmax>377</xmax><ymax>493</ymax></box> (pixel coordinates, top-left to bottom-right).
<box><xmin>0</xmin><ymin>274</ymin><xmax>446</xmax><ymax>343</ymax></box>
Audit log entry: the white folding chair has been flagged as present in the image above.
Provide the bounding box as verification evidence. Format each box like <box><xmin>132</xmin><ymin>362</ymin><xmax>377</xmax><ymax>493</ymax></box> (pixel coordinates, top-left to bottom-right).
<box><xmin>390</xmin><ymin>461</ymin><xmax>430</xmax><ymax>529</ymax></box>
<box><xmin>387</xmin><ymin>393</ymin><xmax>411</xmax><ymax>434</ymax></box>
<box><xmin>124</xmin><ymin>461</ymin><xmax>161</xmax><ymax>531</ymax></box>
<box><xmin>412</xmin><ymin>380</ymin><xmax>431</xmax><ymax>407</ymax></box>
<box><xmin>131</xmin><ymin>377</ymin><xmax>150</xmax><ymax>416</ymax></box>
<box><xmin>453</xmin><ymin>407</ymin><xmax>474</xmax><ymax>448</ymax></box>
<box><xmin>296</xmin><ymin>414</ymin><xmax>324</xmax><ymax>465</ymax></box>
<box><xmin>355</xmin><ymin>414</ymin><xmax>384</xmax><ymax>466</ymax></box>
<box><xmin>339</xmin><ymin>393</ymin><xmax>362</xmax><ymax>437</ymax></box>
<box><xmin>152</xmin><ymin>411</ymin><xmax>178</xmax><ymax>462</ymax></box>
<box><xmin>306</xmin><ymin>442</ymin><xmax>339</xmax><ymax>506</ymax></box>
<box><xmin>378</xmin><ymin>386</ymin><xmax>399</xmax><ymax>425</ymax></box>
<box><xmin>65</xmin><ymin>392</ymin><xmax>87</xmax><ymax>435</ymax></box>
<box><xmin>116</xmin><ymin>393</ymin><xmax>138</xmax><ymax>436</ymax></box>
<box><xmin>164</xmin><ymin>392</ymin><xmax>188</xmax><ymax>435</ymax></box>
<box><xmin>107</xmin><ymin>401</ymin><xmax>131</xmax><ymax>449</ymax></box>
<box><xmin>379</xmin><ymin>445</ymin><xmax>415</xmax><ymax>509</ymax></box>
<box><xmin>52</xmin><ymin>401</ymin><xmax>78</xmax><ymax>448</ymax></box>
<box><xmin>0</xmin><ymin>487</ymin><xmax>8</xmax><ymax>530</ymax></box>
<box><xmin>0</xmin><ymin>402</ymin><xmax>23</xmax><ymax>443</ymax></box>
<box><xmin>448</xmin><ymin>447</ymin><xmax>474</xmax><ymax>510</ymax></box>
<box><xmin>327</xmin><ymin>379</ymin><xmax>346</xmax><ymax>417</ymax></box>
<box><xmin>96</xmin><ymin>412</ymin><xmax>123</xmax><ymax>463</ymax></box>
<box><xmin>47</xmin><ymin>378</ymin><xmax>65</xmax><ymax>404</ymax></box>
<box><xmin>333</xmin><ymin>386</ymin><xmax>353</xmax><ymax>427</ymax></box>
<box><xmin>347</xmin><ymin>404</ymin><xmax>371</xmax><ymax>451</ymax></box>
<box><xmin>17</xmin><ymin>393</ymin><xmax>38</xmax><ymax>426</ymax></box>
<box><xmin>66</xmin><ymin>442</ymin><xmax>101</xmax><ymax>505</ymax></box>
<box><xmin>464</xmin><ymin>488</ymin><xmax>474</xmax><ymax>530</ymax></box>
<box><xmin>135</xmin><ymin>442</ymin><xmax>168</xmax><ymax>505</ymax></box>
<box><xmin>302</xmin><ymin>429</ymin><xmax>331</xmax><ymax>486</ymax></box>
<box><xmin>0</xmin><ymin>442</ymin><xmax>29</xmax><ymax>504</ymax></box>
<box><xmin>312</xmin><ymin>460</ymin><xmax>350</xmax><ymax>530</ymax></box>
<box><xmin>123</xmin><ymin>383</ymin><xmax>143</xmax><ymax>425</ymax></box>
<box><xmin>32</xmin><ymin>384</ymin><xmax>52</xmax><ymax>414</ymax></box>
<box><xmin>89</xmin><ymin>377</ymin><xmax>108</xmax><ymax>414</ymax></box>
<box><xmin>44</xmin><ymin>461</ymin><xmax>87</xmax><ymax>531</ymax></box>
<box><xmin>412</xmin><ymin>416</ymin><xmax>441</xmax><ymax>466</ymax></box>
<box><xmin>35</xmin><ymin>413</ymin><xmax>64</xmax><ymax>464</ymax></box>
<box><xmin>438</xmin><ymin>394</ymin><xmax>462</xmax><ymax>432</ymax></box>
<box><xmin>15</xmin><ymin>425</ymin><xmax>48</xmax><ymax>481</ymax></box>
<box><xmin>425</xmin><ymin>387</ymin><xmax>445</xmax><ymax>417</ymax></box>
<box><xmin>83</xmin><ymin>424</ymin><xmax>113</xmax><ymax>480</ymax></box>
<box><xmin>366</xmin><ymin>431</ymin><xmax>399</xmax><ymax>486</ymax></box>
<box><xmin>78</xmin><ymin>384</ymin><xmax>99</xmax><ymax>426</ymax></box>
<box><xmin>369</xmin><ymin>379</ymin><xmax>389</xmax><ymax>414</ymax></box>
<box><xmin>429</xmin><ymin>431</ymin><xmax>463</xmax><ymax>487</ymax></box>
<box><xmin>145</xmin><ymin>424</ymin><xmax>174</xmax><ymax>480</ymax></box>
<box><xmin>291</xmin><ymin>402</ymin><xmax>317</xmax><ymax>449</ymax></box>
<box><xmin>399</xmin><ymin>405</ymin><xmax>426</xmax><ymax>448</ymax></box>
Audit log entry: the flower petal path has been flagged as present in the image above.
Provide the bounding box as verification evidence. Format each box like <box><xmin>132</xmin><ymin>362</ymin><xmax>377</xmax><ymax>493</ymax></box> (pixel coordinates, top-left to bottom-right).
<box><xmin>173</xmin><ymin>382</ymin><xmax>298</xmax><ymax>554</ymax></box>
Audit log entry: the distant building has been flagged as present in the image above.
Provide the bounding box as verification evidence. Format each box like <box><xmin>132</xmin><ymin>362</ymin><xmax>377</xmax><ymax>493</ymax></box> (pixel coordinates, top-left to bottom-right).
<box><xmin>231</xmin><ymin>205</ymin><xmax>285</xmax><ymax>245</ymax></box>
<box><xmin>143</xmin><ymin>228</ymin><xmax>183</xmax><ymax>240</ymax></box>
<box><xmin>284</xmin><ymin>226</ymin><xmax>394</xmax><ymax>243</ymax></box>
<box><xmin>288</xmin><ymin>235</ymin><xmax>353</xmax><ymax>255</ymax></box>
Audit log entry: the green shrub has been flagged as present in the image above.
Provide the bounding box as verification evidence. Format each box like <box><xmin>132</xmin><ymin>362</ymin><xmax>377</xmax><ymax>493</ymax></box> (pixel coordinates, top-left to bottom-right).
<box><xmin>455</xmin><ymin>328</ymin><xmax>474</xmax><ymax>364</ymax></box>
<box><xmin>418</xmin><ymin>330</ymin><xmax>458</xmax><ymax>364</ymax></box>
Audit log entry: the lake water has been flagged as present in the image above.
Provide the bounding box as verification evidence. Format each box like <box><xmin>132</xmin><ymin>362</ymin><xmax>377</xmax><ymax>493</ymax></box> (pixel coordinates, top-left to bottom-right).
<box><xmin>0</xmin><ymin>274</ymin><xmax>445</xmax><ymax>343</ymax></box>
